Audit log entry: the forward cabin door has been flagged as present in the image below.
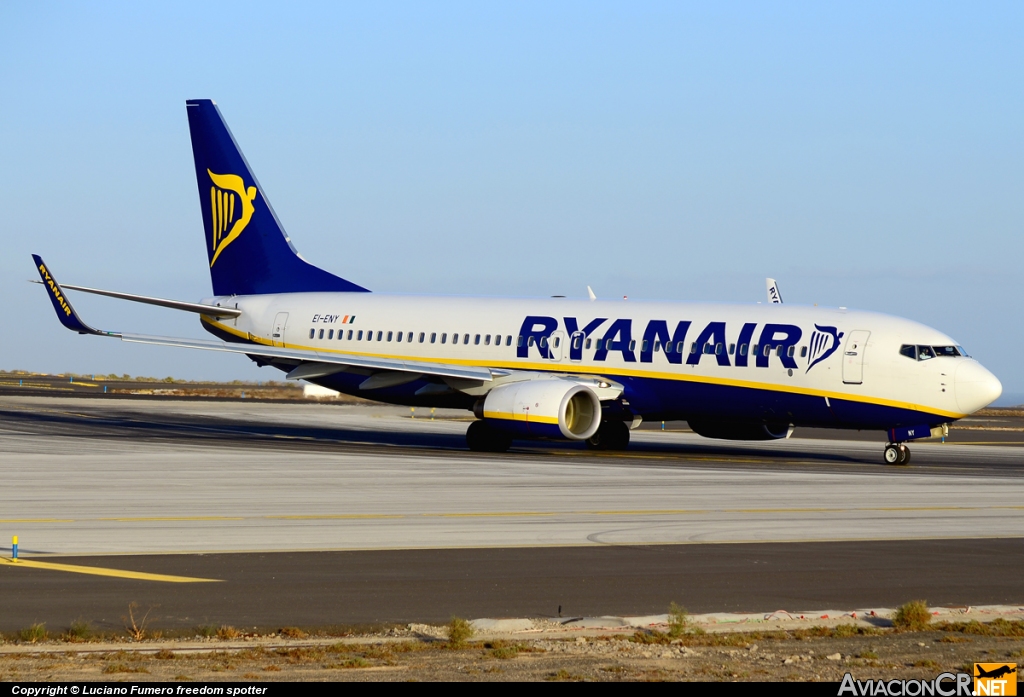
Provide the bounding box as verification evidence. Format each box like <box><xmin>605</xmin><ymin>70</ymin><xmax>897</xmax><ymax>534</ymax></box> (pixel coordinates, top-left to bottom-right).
<box><xmin>272</xmin><ymin>312</ymin><xmax>289</xmax><ymax>347</ymax></box>
<box><xmin>842</xmin><ymin>330</ymin><xmax>870</xmax><ymax>384</ymax></box>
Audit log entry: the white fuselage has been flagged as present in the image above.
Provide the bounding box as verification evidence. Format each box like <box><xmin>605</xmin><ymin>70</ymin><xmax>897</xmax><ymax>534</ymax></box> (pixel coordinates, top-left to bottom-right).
<box><xmin>200</xmin><ymin>293</ymin><xmax>1002</xmax><ymax>430</ymax></box>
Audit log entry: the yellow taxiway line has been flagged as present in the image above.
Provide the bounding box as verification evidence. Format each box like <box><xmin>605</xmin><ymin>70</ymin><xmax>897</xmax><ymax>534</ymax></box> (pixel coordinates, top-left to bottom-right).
<box><xmin>0</xmin><ymin>557</ymin><xmax>221</xmax><ymax>583</ymax></box>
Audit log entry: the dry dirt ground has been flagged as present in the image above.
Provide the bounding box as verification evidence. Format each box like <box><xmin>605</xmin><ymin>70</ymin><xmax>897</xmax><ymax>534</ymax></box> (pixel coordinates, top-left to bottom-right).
<box><xmin>1</xmin><ymin>622</ymin><xmax>1022</xmax><ymax>683</ymax></box>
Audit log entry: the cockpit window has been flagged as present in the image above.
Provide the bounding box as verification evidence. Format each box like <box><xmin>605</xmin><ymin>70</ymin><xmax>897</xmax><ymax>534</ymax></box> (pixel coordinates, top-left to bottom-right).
<box><xmin>901</xmin><ymin>344</ymin><xmax>966</xmax><ymax>361</ymax></box>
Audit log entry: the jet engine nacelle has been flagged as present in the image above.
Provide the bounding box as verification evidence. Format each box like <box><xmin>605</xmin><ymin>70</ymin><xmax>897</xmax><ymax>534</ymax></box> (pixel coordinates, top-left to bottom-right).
<box><xmin>475</xmin><ymin>379</ymin><xmax>601</xmax><ymax>441</ymax></box>
<box><xmin>687</xmin><ymin>420</ymin><xmax>794</xmax><ymax>441</ymax></box>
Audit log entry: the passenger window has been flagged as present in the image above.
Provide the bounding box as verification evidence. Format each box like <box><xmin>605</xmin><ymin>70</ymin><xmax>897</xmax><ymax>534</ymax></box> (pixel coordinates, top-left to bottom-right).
<box><xmin>917</xmin><ymin>345</ymin><xmax>935</xmax><ymax>360</ymax></box>
<box><xmin>506</xmin><ymin>336</ymin><xmax>513</xmax><ymax>346</ymax></box>
<box><xmin>376</xmin><ymin>331</ymin><xmax>383</xmax><ymax>341</ymax></box>
<box><xmin>800</xmin><ymin>346</ymin><xmax>807</xmax><ymax>357</ymax></box>
<box><xmin>347</xmin><ymin>330</ymin><xmax>353</xmax><ymax>340</ymax></box>
<box><xmin>309</xmin><ymin>329</ymin><xmax>315</xmax><ymax>339</ymax></box>
<box><xmin>539</xmin><ymin>337</ymin><xmax>546</xmax><ymax>349</ymax></box>
<box><xmin>453</xmin><ymin>333</ymin><xmax>459</xmax><ymax>345</ymax></box>
<box><xmin>596</xmin><ymin>339</ymin><xmax>604</xmax><ymax>350</ymax></box>
<box><xmin>629</xmin><ymin>340</ymin><xmax>636</xmax><ymax>351</ymax></box>
<box><xmin>585</xmin><ymin>338</ymin><xmax>592</xmax><ymax>349</ymax></box>
<box><xmin>715</xmin><ymin>343</ymin><xmax>723</xmax><ymax>355</ymax></box>
<box><xmin>419</xmin><ymin>332</ymin><xmax>425</xmax><ymax>343</ymax></box>
<box><xmin>703</xmin><ymin>344</ymin><xmax>713</xmax><ymax>355</ymax></box>
<box><xmin>740</xmin><ymin>343</ymin><xmax>748</xmax><ymax>356</ymax></box>
<box><xmin>464</xmin><ymin>334</ymin><xmax>470</xmax><ymax>344</ymax></box>
<box><xmin>553</xmin><ymin>337</ymin><xmax>560</xmax><ymax>348</ymax></box>
<box><xmin>690</xmin><ymin>342</ymin><xmax>698</xmax><ymax>354</ymax></box>
<box><xmin>318</xmin><ymin>329</ymin><xmax>324</xmax><ymax>339</ymax></box>
<box><xmin>729</xmin><ymin>343</ymin><xmax>735</xmax><ymax>355</ymax></box>
<box><xmin>763</xmin><ymin>344</ymin><xmax>771</xmax><ymax>357</ymax></box>
<box><xmin>357</xmin><ymin>330</ymin><xmax>364</xmax><ymax>340</ymax></box>
<box><xmin>396</xmin><ymin>332</ymin><xmax>402</xmax><ymax>342</ymax></box>
<box><xmin>387</xmin><ymin>331</ymin><xmax>393</xmax><ymax>342</ymax></box>
<box><xmin>665</xmin><ymin>342</ymin><xmax>673</xmax><ymax>354</ymax></box>
<box><xmin>776</xmin><ymin>346</ymin><xmax>783</xmax><ymax>357</ymax></box>
<box><xmin>441</xmin><ymin>333</ymin><xmax>447</xmax><ymax>344</ymax></box>
<box><xmin>676</xmin><ymin>341</ymin><xmax>684</xmax><ymax>354</ymax></box>
<box><xmin>642</xmin><ymin>340</ymin><xmax>649</xmax><ymax>352</ymax></box>
<box><xmin>787</xmin><ymin>346</ymin><xmax>795</xmax><ymax>358</ymax></box>
<box><xmin>328</xmin><ymin>329</ymin><xmax>334</xmax><ymax>340</ymax></box>
<box><xmin>475</xmin><ymin>334</ymin><xmax>481</xmax><ymax>345</ymax></box>
<box><xmin>367</xmin><ymin>331</ymin><xmax>373</xmax><ymax>341</ymax></box>
<box><xmin>517</xmin><ymin>336</ymin><xmax>524</xmax><ymax>347</ymax></box>
<box><xmin>430</xmin><ymin>333</ymin><xmax>436</xmax><ymax>343</ymax></box>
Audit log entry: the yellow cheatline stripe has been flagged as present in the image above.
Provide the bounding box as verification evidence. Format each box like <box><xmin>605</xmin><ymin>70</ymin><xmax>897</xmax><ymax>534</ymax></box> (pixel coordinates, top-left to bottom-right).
<box><xmin>202</xmin><ymin>318</ymin><xmax>967</xmax><ymax>420</ymax></box>
<box><xmin>98</xmin><ymin>516</ymin><xmax>246</xmax><ymax>522</ymax></box>
<box><xmin>0</xmin><ymin>557</ymin><xmax>221</xmax><ymax>583</ymax></box>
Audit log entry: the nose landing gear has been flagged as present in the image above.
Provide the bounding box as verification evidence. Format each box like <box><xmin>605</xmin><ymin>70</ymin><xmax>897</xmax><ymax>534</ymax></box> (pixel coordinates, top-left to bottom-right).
<box><xmin>883</xmin><ymin>442</ymin><xmax>911</xmax><ymax>465</ymax></box>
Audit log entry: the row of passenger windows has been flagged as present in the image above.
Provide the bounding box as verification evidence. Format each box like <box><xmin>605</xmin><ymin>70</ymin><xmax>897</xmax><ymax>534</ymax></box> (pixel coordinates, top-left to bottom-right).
<box><xmin>309</xmin><ymin>328</ymin><xmax>515</xmax><ymax>346</ymax></box>
<box><xmin>307</xmin><ymin>327</ymin><xmax>807</xmax><ymax>359</ymax></box>
<box><xmin>899</xmin><ymin>344</ymin><xmax>967</xmax><ymax>361</ymax></box>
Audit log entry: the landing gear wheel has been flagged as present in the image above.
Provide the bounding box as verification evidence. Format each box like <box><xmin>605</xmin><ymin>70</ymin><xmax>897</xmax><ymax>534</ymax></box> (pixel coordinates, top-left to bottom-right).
<box><xmin>466</xmin><ymin>420</ymin><xmax>512</xmax><ymax>453</ymax></box>
<box><xmin>884</xmin><ymin>443</ymin><xmax>911</xmax><ymax>465</ymax></box>
<box><xmin>898</xmin><ymin>444</ymin><xmax>911</xmax><ymax>465</ymax></box>
<box><xmin>883</xmin><ymin>444</ymin><xmax>901</xmax><ymax>465</ymax></box>
<box><xmin>586</xmin><ymin>420</ymin><xmax>631</xmax><ymax>451</ymax></box>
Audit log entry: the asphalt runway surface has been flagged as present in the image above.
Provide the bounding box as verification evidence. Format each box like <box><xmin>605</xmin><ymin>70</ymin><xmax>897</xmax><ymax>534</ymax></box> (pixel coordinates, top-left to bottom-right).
<box><xmin>1</xmin><ymin>395</ymin><xmax>1022</xmax><ymax>630</ymax></box>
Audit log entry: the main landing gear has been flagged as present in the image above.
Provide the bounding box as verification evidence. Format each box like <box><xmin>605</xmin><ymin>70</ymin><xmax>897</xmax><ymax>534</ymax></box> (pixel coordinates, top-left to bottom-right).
<box><xmin>586</xmin><ymin>420</ymin><xmax>630</xmax><ymax>451</ymax></box>
<box><xmin>466</xmin><ymin>420</ymin><xmax>513</xmax><ymax>453</ymax></box>
<box><xmin>883</xmin><ymin>442</ymin><xmax>911</xmax><ymax>466</ymax></box>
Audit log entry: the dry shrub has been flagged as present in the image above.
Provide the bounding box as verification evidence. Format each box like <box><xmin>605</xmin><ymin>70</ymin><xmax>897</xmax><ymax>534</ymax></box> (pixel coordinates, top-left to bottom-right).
<box><xmin>892</xmin><ymin>600</ymin><xmax>931</xmax><ymax>631</ymax></box>
<box><xmin>278</xmin><ymin>627</ymin><xmax>307</xmax><ymax>639</ymax></box>
<box><xmin>19</xmin><ymin>623</ymin><xmax>47</xmax><ymax>643</ymax></box>
<box><xmin>447</xmin><ymin>617</ymin><xmax>473</xmax><ymax>648</ymax></box>
<box><xmin>216</xmin><ymin>626</ymin><xmax>240</xmax><ymax>640</ymax></box>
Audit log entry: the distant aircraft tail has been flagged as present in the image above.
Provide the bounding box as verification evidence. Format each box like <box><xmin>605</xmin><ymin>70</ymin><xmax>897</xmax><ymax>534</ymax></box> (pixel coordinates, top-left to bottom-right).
<box><xmin>185</xmin><ymin>99</ymin><xmax>369</xmax><ymax>296</ymax></box>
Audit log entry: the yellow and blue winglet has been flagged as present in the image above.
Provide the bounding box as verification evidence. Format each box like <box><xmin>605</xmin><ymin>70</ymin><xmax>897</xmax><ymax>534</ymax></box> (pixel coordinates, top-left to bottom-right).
<box><xmin>32</xmin><ymin>255</ymin><xmax>120</xmax><ymax>337</ymax></box>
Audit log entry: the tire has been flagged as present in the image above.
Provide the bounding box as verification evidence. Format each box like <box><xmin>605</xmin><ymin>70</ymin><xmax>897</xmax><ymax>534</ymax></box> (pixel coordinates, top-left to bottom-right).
<box><xmin>466</xmin><ymin>420</ymin><xmax>512</xmax><ymax>453</ymax></box>
<box><xmin>883</xmin><ymin>444</ymin><xmax>901</xmax><ymax>465</ymax></box>
<box><xmin>898</xmin><ymin>444</ymin><xmax>911</xmax><ymax>465</ymax></box>
<box><xmin>586</xmin><ymin>420</ymin><xmax>631</xmax><ymax>451</ymax></box>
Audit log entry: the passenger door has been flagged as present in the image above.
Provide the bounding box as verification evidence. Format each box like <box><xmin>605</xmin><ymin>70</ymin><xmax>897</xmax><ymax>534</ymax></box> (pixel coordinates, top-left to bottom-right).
<box><xmin>272</xmin><ymin>312</ymin><xmax>289</xmax><ymax>347</ymax></box>
<box><xmin>842</xmin><ymin>330</ymin><xmax>870</xmax><ymax>384</ymax></box>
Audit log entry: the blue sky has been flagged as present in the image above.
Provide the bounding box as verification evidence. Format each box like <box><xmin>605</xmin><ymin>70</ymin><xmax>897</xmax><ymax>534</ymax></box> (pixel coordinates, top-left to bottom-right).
<box><xmin>1</xmin><ymin>2</ymin><xmax>1021</xmax><ymax>402</ymax></box>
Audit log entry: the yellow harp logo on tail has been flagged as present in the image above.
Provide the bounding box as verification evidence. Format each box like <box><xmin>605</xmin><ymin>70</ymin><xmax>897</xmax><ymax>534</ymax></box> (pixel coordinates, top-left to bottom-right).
<box><xmin>207</xmin><ymin>169</ymin><xmax>257</xmax><ymax>267</ymax></box>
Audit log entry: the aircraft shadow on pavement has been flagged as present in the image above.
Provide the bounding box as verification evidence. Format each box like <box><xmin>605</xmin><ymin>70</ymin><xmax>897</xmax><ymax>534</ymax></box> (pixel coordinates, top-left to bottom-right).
<box><xmin>0</xmin><ymin>406</ymin><xmax>873</xmax><ymax>466</ymax></box>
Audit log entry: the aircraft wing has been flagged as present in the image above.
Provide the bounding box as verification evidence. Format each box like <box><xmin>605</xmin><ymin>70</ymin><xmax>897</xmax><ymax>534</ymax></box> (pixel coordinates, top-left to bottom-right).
<box><xmin>32</xmin><ymin>254</ymin><xmax>494</xmax><ymax>383</ymax></box>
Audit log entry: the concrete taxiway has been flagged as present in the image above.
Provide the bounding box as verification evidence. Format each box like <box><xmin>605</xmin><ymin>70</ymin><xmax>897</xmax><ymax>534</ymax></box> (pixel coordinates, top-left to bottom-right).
<box><xmin>0</xmin><ymin>395</ymin><xmax>1021</xmax><ymax>630</ymax></box>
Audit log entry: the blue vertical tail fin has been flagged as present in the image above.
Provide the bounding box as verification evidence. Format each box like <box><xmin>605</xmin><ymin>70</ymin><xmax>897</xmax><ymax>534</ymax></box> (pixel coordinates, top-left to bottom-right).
<box><xmin>186</xmin><ymin>99</ymin><xmax>369</xmax><ymax>296</ymax></box>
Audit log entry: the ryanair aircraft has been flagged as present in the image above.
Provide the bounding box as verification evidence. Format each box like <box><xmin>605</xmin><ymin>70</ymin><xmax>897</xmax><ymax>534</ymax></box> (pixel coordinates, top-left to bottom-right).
<box><xmin>34</xmin><ymin>100</ymin><xmax>1003</xmax><ymax>464</ymax></box>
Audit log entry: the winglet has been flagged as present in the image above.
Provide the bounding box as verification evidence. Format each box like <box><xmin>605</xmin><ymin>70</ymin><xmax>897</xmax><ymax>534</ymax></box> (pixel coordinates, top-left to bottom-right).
<box><xmin>587</xmin><ymin>285</ymin><xmax>597</xmax><ymax>301</ymax></box>
<box><xmin>766</xmin><ymin>278</ymin><xmax>783</xmax><ymax>304</ymax></box>
<box><xmin>32</xmin><ymin>255</ymin><xmax>118</xmax><ymax>336</ymax></box>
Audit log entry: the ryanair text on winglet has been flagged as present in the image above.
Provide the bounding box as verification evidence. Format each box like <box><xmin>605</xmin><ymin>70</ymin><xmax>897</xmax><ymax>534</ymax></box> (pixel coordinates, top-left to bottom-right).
<box><xmin>38</xmin><ymin>263</ymin><xmax>72</xmax><ymax>317</ymax></box>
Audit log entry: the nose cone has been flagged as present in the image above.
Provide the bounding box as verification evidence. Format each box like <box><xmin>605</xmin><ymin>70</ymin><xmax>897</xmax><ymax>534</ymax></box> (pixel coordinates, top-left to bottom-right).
<box><xmin>955</xmin><ymin>360</ymin><xmax>1002</xmax><ymax>414</ymax></box>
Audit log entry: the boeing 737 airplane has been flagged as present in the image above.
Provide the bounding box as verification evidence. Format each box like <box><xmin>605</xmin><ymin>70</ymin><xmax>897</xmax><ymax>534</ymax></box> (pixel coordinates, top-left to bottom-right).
<box><xmin>33</xmin><ymin>100</ymin><xmax>1003</xmax><ymax>464</ymax></box>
